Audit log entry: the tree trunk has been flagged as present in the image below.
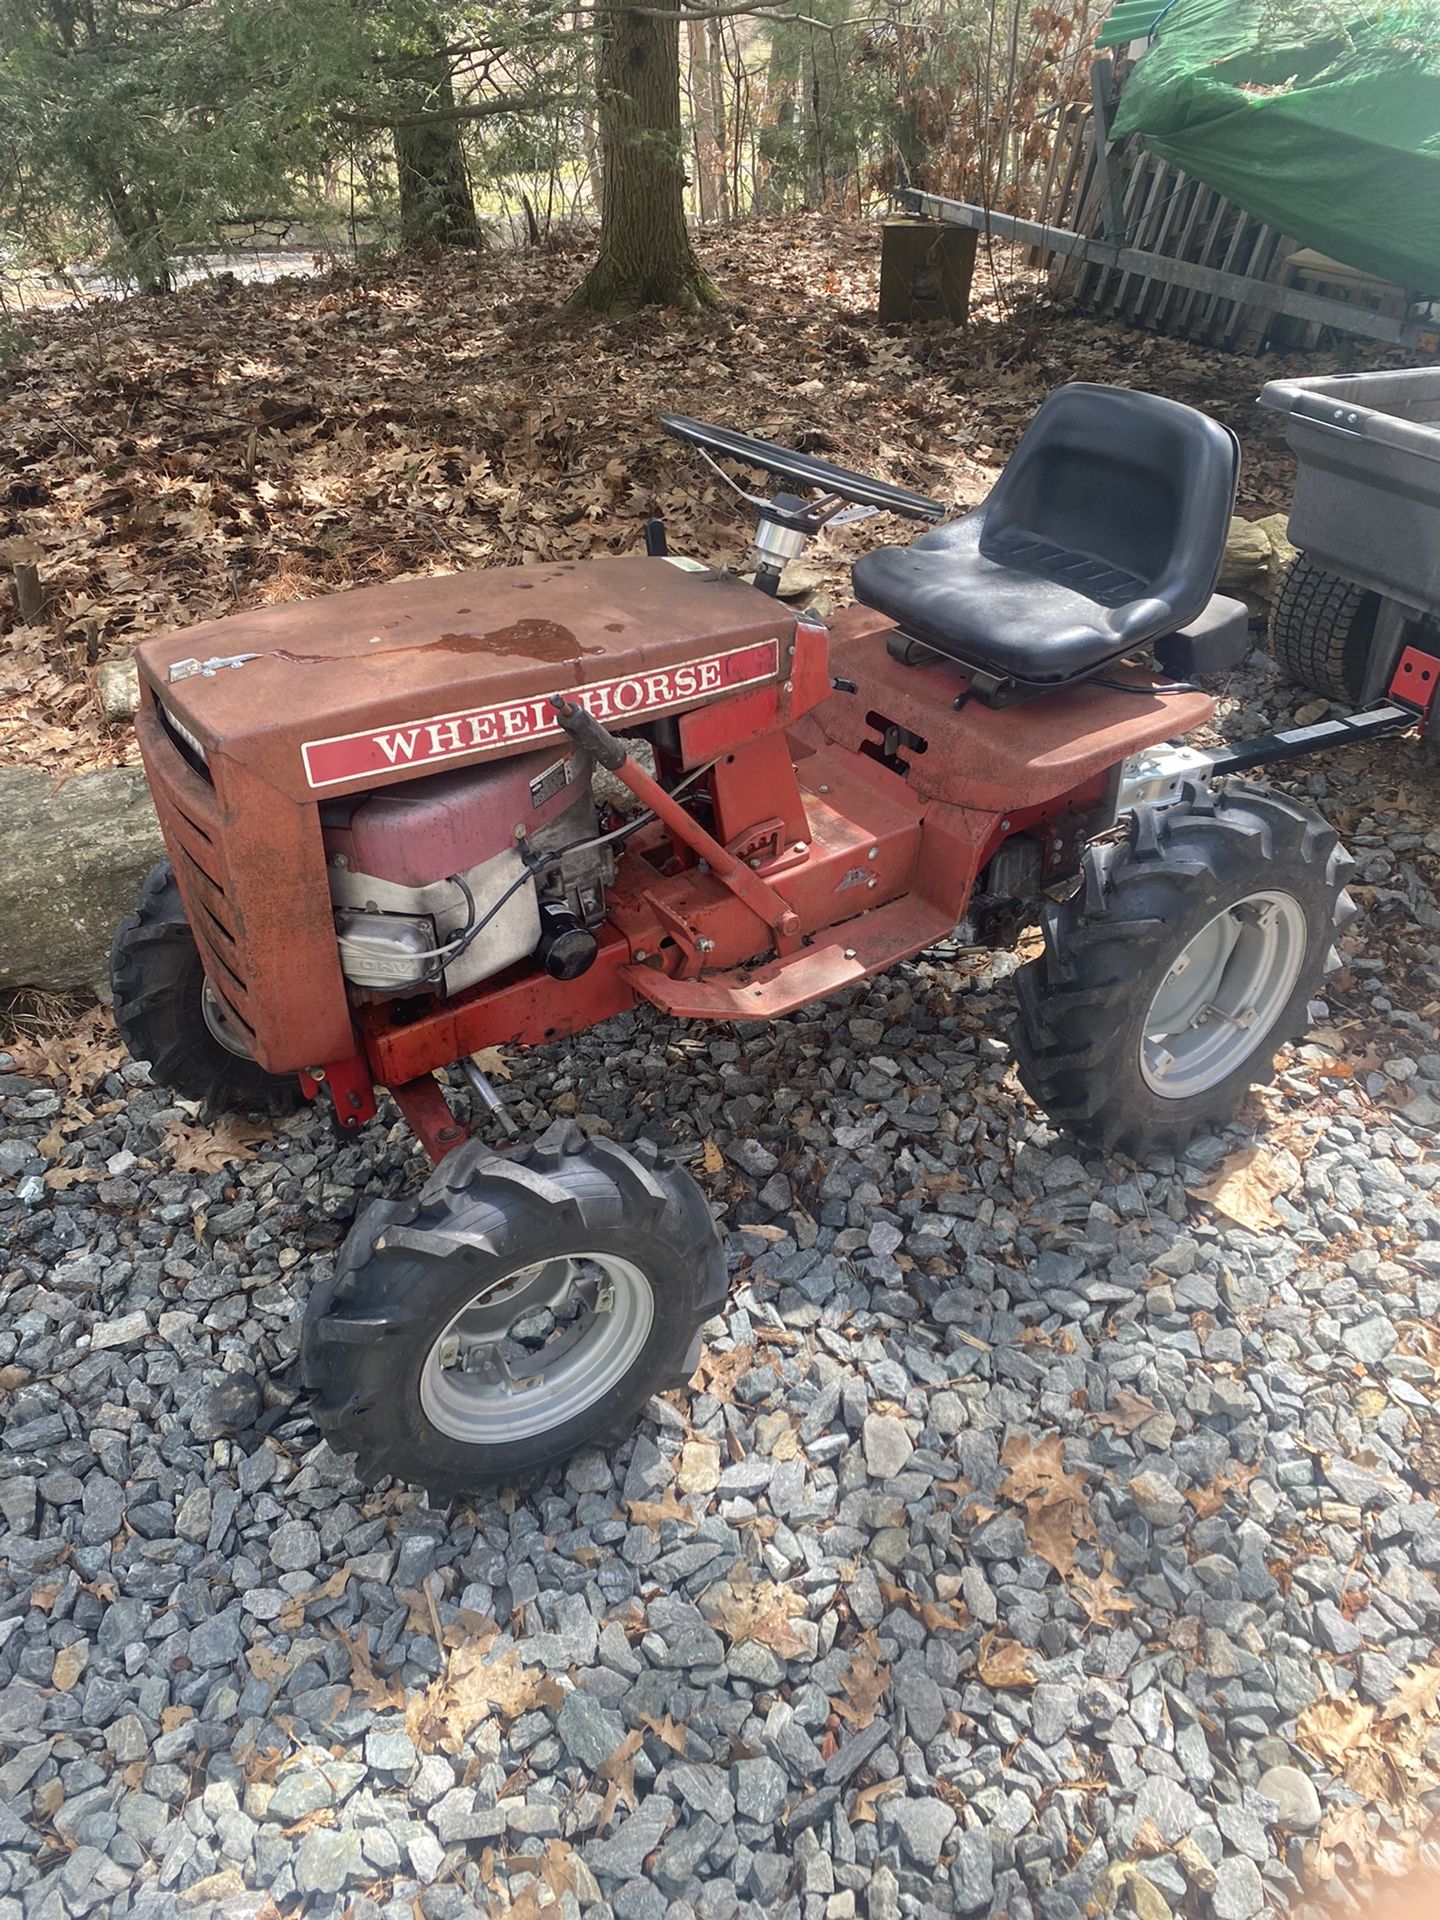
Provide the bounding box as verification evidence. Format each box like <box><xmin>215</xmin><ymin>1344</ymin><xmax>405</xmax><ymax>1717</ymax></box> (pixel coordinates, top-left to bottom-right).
<box><xmin>85</xmin><ymin>162</ymin><xmax>170</xmax><ymax>294</ymax></box>
<box><xmin>755</xmin><ymin>32</ymin><xmax>800</xmax><ymax>213</ymax></box>
<box><xmin>707</xmin><ymin>21</ymin><xmax>732</xmax><ymax>226</ymax></box>
<box><xmin>566</xmin><ymin>0</ymin><xmax>717</xmax><ymax>314</ymax></box>
<box><xmin>392</xmin><ymin>52</ymin><xmax>480</xmax><ymax>251</ymax></box>
<box><xmin>687</xmin><ymin>18</ymin><xmax>727</xmax><ymax>226</ymax></box>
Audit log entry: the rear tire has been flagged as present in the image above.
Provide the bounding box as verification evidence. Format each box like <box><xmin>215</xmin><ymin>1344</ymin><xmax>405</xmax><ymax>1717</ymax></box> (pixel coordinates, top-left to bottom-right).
<box><xmin>301</xmin><ymin>1126</ymin><xmax>728</xmax><ymax>1496</ymax></box>
<box><xmin>110</xmin><ymin>861</ymin><xmax>302</xmax><ymax>1116</ymax></box>
<box><xmin>1012</xmin><ymin>784</ymin><xmax>1355</xmax><ymax>1159</ymax></box>
<box><xmin>1268</xmin><ymin>555</ymin><xmax>1379</xmax><ymax>702</ymax></box>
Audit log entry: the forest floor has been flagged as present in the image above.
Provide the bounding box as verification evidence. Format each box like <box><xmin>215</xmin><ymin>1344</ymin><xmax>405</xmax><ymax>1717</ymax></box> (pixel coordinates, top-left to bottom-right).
<box><xmin>0</xmin><ymin>212</ymin><xmax>1369</xmax><ymax>779</ymax></box>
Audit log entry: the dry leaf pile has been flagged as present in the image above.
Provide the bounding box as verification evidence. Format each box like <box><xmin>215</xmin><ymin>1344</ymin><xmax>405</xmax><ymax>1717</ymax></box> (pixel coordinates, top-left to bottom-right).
<box><xmin>1297</xmin><ymin>1663</ymin><xmax>1440</xmax><ymax>1885</ymax></box>
<box><xmin>1</xmin><ymin>217</ymin><xmax>1349</xmax><ymax>780</ymax></box>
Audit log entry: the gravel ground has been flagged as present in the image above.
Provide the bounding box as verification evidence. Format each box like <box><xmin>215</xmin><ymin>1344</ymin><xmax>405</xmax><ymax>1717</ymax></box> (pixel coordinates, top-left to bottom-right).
<box><xmin>4</xmin><ymin>651</ymin><xmax>1440</xmax><ymax>1920</ymax></box>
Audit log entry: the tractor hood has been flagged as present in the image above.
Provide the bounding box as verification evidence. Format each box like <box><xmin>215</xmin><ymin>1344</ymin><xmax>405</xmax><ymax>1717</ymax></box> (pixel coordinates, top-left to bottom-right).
<box><xmin>135</xmin><ymin>556</ymin><xmax>793</xmax><ymax>801</ymax></box>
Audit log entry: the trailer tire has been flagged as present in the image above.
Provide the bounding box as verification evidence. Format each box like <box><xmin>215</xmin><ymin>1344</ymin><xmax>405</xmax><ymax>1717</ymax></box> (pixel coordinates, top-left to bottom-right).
<box><xmin>110</xmin><ymin>861</ymin><xmax>303</xmax><ymax>1116</ymax></box>
<box><xmin>1269</xmin><ymin>554</ymin><xmax>1380</xmax><ymax>702</ymax></box>
<box><xmin>301</xmin><ymin>1128</ymin><xmax>728</xmax><ymax>1496</ymax></box>
<box><xmin>1012</xmin><ymin>784</ymin><xmax>1355</xmax><ymax>1160</ymax></box>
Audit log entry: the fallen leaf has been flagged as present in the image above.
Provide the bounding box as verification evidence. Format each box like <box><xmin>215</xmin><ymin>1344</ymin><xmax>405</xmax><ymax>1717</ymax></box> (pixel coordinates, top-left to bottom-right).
<box><xmin>597</xmin><ymin>1727</ymin><xmax>645</xmax><ymax>1814</ymax></box>
<box><xmin>278</xmin><ymin>1807</ymin><xmax>337</xmax><ymax>1839</ymax></box>
<box><xmin>540</xmin><ymin>1838</ymin><xmax>579</xmax><ymax>1901</ymax></box>
<box><xmin>1313</xmin><ymin>1802</ymin><xmax>1378</xmax><ymax>1875</ymax></box>
<box><xmin>1024</xmin><ymin>1499</ymin><xmax>1082</xmax><ymax>1580</ymax></box>
<box><xmin>1185</xmin><ymin>1461</ymin><xmax>1260</xmax><ymax>1518</ymax></box>
<box><xmin>442</xmin><ymin>1605</ymin><xmax>501</xmax><ymax>1652</ymax></box>
<box><xmin>1378</xmin><ymin>1662</ymin><xmax>1440</xmax><ymax>1725</ymax></box>
<box><xmin>165</xmin><ymin>1115</ymin><xmax>273</xmax><ymax>1174</ymax></box>
<box><xmin>627</xmin><ymin>1485</ymin><xmax>694</xmax><ymax>1535</ymax></box>
<box><xmin>701</xmin><ymin>1139</ymin><xmax>724</xmax><ymax>1175</ymax></box>
<box><xmin>851</xmin><ymin>1777</ymin><xmax>905</xmax><ymax>1822</ymax></box>
<box><xmin>1000</xmin><ymin>1433</ymin><xmax>1089</xmax><ymax>1510</ymax></box>
<box><xmin>407</xmin><ymin>1643</ymin><xmax>563</xmax><ymax>1755</ymax></box>
<box><xmin>469</xmin><ymin>1046</ymin><xmax>511</xmax><ymax>1082</ymax></box>
<box><xmin>977</xmin><ymin>1633</ymin><xmax>1037</xmax><ymax>1690</ymax></box>
<box><xmin>702</xmin><ymin>1564</ymin><xmax>810</xmax><ymax>1659</ymax></box>
<box><xmin>277</xmin><ymin>1566</ymin><xmax>351</xmax><ymax>1632</ymax></box>
<box><xmin>334</xmin><ymin>1626</ymin><xmax>406</xmax><ymax>1715</ymax></box>
<box><xmin>43</xmin><ymin>1165</ymin><xmax>97</xmax><ymax>1190</ymax></box>
<box><xmin>1298</xmin><ymin>1695</ymin><xmax>1377</xmax><ymax>1773</ymax></box>
<box><xmin>14</xmin><ymin>1011</ymin><xmax>125</xmax><ymax>1094</ymax></box>
<box><xmin>641</xmin><ymin>1713</ymin><xmax>689</xmax><ymax>1755</ymax></box>
<box><xmin>1189</xmin><ymin>1144</ymin><xmax>1299</xmax><ymax>1234</ymax></box>
<box><xmin>1091</xmin><ymin>1390</ymin><xmax>1165</xmax><ymax>1435</ymax></box>
<box><xmin>1070</xmin><ymin>1558</ymin><xmax>1136</xmax><ymax>1629</ymax></box>
<box><xmin>248</xmin><ymin>1644</ymin><xmax>294</xmax><ymax>1685</ymax></box>
<box><xmin>875</xmin><ymin>1577</ymin><xmax>967</xmax><ymax>1634</ymax></box>
<box><xmin>833</xmin><ymin>1647</ymin><xmax>890</xmax><ymax>1729</ymax></box>
<box><xmin>999</xmin><ymin>1432</ymin><xmax>1096</xmax><ymax>1584</ymax></box>
<box><xmin>692</xmin><ymin>1343</ymin><xmax>755</xmax><ymax>1402</ymax></box>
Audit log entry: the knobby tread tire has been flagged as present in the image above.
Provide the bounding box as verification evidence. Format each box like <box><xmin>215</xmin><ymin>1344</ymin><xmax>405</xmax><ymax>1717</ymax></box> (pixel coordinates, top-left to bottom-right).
<box><xmin>300</xmin><ymin>1126</ymin><xmax>728</xmax><ymax>1496</ymax></box>
<box><xmin>1268</xmin><ymin>554</ymin><xmax>1379</xmax><ymax>703</ymax></box>
<box><xmin>109</xmin><ymin>861</ymin><xmax>302</xmax><ymax>1117</ymax></box>
<box><xmin>1012</xmin><ymin>783</ymin><xmax>1355</xmax><ymax>1160</ymax></box>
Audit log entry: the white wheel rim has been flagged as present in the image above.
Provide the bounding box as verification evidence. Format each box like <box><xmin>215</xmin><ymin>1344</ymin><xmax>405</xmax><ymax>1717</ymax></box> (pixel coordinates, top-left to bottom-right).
<box><xmin>1141</xmin><ymin>890</ymin><xmax>1307</xmax><ymax>1099</ymax></box>
<box><xmin>201</xmin><ymin>980</ymin><xmax>253</xmax><ymax>1059</ymax></box>
<box><xmin>418</xmin><ymin>1252</ymin><xmax>654</xmax><ymax>1445</ymax></box>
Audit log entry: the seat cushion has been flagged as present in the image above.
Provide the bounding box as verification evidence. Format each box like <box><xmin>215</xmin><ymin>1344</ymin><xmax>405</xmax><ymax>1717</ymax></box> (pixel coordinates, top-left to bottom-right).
<box><xmin>852</xmin><ymin>513</ymin><xmax>1167</xmax><ymax>686</ymax></box>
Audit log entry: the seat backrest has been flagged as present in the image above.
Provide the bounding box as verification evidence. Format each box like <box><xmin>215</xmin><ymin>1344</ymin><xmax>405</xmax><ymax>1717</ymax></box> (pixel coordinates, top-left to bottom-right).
<box><xmin>979</xmin><ymin>383</ymin><xmax>1240</xmax><ymax>627</ymax></box>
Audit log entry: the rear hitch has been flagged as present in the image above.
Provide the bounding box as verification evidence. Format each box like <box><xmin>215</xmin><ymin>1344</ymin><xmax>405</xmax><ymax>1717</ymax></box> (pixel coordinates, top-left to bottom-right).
<box><xmin>1206</xmin><ymin>699</ymin><xmax>1418</xmax><ymax>777</ymax></box>
<box><xmin>1118</xmin><ymin>644</ymin><xmax>1439</xmax><ymax>807</ymax></box>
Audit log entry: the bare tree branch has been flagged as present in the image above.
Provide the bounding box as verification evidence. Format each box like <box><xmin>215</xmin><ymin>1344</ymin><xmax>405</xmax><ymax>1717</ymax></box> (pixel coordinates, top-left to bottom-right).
<box><xmin>334</xmin><ymin>94</ymin><xmax>579</xmax><ymax>130</ymax></box>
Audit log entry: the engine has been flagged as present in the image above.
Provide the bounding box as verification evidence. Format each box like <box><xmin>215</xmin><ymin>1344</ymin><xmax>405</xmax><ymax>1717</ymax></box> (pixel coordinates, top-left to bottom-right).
<box><xmin>319</xmin><ymin>746</ymin><xmax>610</xmax><ymax>1000</ymax></box>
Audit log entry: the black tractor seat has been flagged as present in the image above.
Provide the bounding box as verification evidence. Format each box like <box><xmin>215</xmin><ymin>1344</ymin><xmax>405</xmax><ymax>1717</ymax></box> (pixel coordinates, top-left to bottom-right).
<box><xmin>852</xmin><ymin>383</ymin><xmax>1242</xmax><ymax>692</ymax></box>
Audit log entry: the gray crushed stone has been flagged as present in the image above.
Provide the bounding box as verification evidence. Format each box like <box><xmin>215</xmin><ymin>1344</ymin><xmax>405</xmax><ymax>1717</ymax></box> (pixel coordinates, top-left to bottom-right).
<box><xmin>1</xmin><ymin>666</ymin><xmax>1439</xmax><ymax>1918</ymax></box>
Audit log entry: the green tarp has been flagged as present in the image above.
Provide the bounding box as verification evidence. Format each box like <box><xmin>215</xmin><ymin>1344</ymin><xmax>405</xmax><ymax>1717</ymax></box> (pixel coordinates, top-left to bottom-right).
<box><xmin>1097</xmin><ymin>0</ymin><xmax>1440</xmax><ymax>292</ymax></box>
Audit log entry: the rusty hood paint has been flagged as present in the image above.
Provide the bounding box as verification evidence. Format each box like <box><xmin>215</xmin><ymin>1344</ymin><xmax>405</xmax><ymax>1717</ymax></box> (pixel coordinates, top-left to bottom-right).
<box><xmin>136</xmin><ymin>557</ymin><xmax>792</xmax><ymax>801</ymax></box>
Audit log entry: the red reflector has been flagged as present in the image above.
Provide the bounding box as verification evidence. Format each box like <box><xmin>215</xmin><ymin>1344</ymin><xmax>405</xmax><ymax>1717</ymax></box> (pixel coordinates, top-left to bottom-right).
<box><xmin>1389</xmin><ymin>646</ymin><xmax>1440</xmax><ymax>720</ymax></box>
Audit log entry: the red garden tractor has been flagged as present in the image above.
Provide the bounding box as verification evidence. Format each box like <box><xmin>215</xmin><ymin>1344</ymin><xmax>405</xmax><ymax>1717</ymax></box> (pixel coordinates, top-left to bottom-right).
<box><xmin>111</xmin><ymin>382</ymin><xmax>1439</xmax><ymax>1493</ymax></box>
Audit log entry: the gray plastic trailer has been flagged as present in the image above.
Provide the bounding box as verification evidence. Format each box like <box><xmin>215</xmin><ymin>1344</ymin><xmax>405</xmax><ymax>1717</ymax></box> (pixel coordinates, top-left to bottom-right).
<box><xmin>1260</xmin><ymin>368</ymin><xmax>1440</xmax><ymax>704</ymax></box>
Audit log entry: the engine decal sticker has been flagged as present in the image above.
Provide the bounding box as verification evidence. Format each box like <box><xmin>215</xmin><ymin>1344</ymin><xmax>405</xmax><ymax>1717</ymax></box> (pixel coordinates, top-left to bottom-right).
<box><xmin>300</xmin><ymin>637</ymin><xmax>781</xmax><ymax>789</ymax></box>
<box><xmin>528</xmin><ymin>756</ymin><xmax>574</xmax><ymax>810</ymax></box>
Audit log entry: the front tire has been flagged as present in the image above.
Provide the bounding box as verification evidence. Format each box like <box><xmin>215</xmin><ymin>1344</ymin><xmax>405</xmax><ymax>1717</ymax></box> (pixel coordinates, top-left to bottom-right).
<box><xmin>301</xmin><ymin>1126</ymin><xmax>728</xmax><ymax>1496</ymax></box>
<box><xmin>1013</xmin><ymin>784</ymin><xmax>1355</xmax><ymax>1159</ymax></box>
<box><xmin>110</xmin><ymin>861</ymin><xmax>302</xmax><ymax>1116</ymax></box>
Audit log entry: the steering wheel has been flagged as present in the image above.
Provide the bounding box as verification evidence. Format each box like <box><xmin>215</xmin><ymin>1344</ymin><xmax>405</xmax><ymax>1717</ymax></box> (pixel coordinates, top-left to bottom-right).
<box><xmin>661</xmin><ymin>414</ymin><xmax>943</xmax><ymax>527</ymax></box>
